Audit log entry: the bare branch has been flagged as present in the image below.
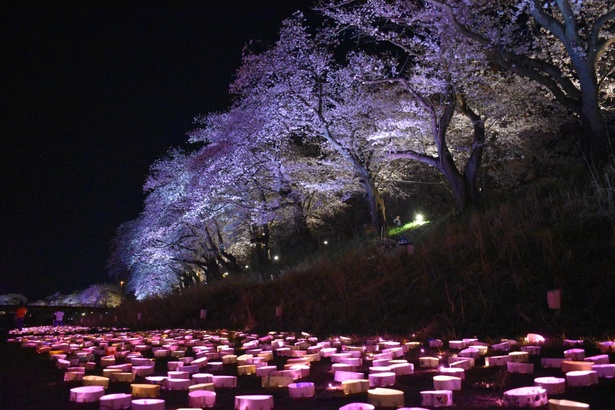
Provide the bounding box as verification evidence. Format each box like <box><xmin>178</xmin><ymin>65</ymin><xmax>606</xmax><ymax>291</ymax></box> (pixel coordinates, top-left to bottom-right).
<box><xmin>527</xmin><ymin>0</ymin><xmax>575</xmax><ymax>45</ymax></box>
<box><xmin>424</xmin><ymin>0</ymin><xmax>490</xmax><ymax>45</ymax></box>
<box><xmin>389</xmin><ymin>149</ymin><xmax>440</xmax><ymax>169</ymax></box>
<box><xmin>590</xmin><ymin>9</ymin><xmax>615</xmax><ymax>61</ymax></box>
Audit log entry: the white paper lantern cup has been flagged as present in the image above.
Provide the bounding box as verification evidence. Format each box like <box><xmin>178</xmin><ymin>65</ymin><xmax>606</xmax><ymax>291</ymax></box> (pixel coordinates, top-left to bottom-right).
<box><xmin>188</xmin><ymin>389</ymin><xmax>216</xmax><ymax>408</ymax></box>
<box><xmin>503</xmin><ymin>386</ymin><xmax>547</xmax><ymax>407</ymax></box>
<box><xmin>433</xmin><ymin>375</ymin><xmax>462</xmax><ymax>391</ymax></box>
<box><xmin>288</xmin><ymin>382</ymin><xmax>315</xmax><ymax>398</ymax></box>
<box><xmin>131</xmin><ymin>398</ymin><xmax>165</xmax><ymax>410</ymax></box>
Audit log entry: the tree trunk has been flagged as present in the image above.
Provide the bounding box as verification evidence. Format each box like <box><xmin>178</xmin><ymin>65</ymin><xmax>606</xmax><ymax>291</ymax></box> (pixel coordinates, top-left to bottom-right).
<box><xmin>535</xmin><ymin>4</ymin><xmax>613</xmax><ymax>166</ymax></box>
<box><xmin>427</xmin><ymin>0</ymin><xmax>613</xmax><ymax>166</ymax></box>
<box><xmin>294</xmin><ymin>212</ymin><xmax>318</xmax><ymax>251</ymax></box>
<box><xmin>458</xmin><ymin>94</ymin><xmax>485</xmax><ymax>207</ymax></box>
<box><xmin>358</xmin><ymin>168</ymin><xmax>386</xmax><ymax>233</ymax></box>
<box><xmin>439</xmin><ymin>152</ymin><xmax>469</xmax><ymax>212</ymax></box>
<box><xmin>250</xmin><ymin>223</ymin><xmax>271</xmax><ymax>268</ymax></box>
<box><xmin>213</xmin><ymin>221</ymin><xmax>242</xmax><ymax>273</ymax></box>
<box><xmin>203</xmin><ymin>255</ymin><xmax>221</xmax><ymax>283</ymax></box>
<box><xmin>577</xmin><ymin>71</ymin><xmax>611</xmax><ymax>165</ymax></box>
<box><xmin>437</xmin><ymin>91</ymin><xmax>485</xmax><ymax>212</ymax></box>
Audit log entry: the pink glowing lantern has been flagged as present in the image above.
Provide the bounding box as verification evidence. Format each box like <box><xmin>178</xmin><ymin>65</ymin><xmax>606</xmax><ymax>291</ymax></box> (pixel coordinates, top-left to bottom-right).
<box><xmin>339</xmin><ymin>403</ymin><xmax>375</xmax><ymax>410</ymax></box>
<box><xmin>598</xmin><ymin>341</ymin><xmax>615</xmax><ymax>353</ymax></box>
<box><xmin>69</xmin><ymin>386</ymin><xmax>105</xmax><ymax>403</ymax></box>
<box><xmin>420</xmin><ymin>390</ymin><xmax>453</xmax><ymax>407</ymax></box>
<box><xmin>341</xmin><ymin>379</ymin><xmax>370</xmax><ymax>395</ymax></box>
<box><xmin>234</xmin><ymin>394</ymin><xmax>273</xmax><ymax>410</ymax></box>
<box><xmin>188</xmin><ymin>389</ymin><xmax>216</xmax><ymax>408</ymax></box>
<box><xmin>368</xmin><ymin>371</ymin><xmax>396</xmax><ymax>387</ymax></box>
<box><xmin>433</xmin><ymin>375</ymin><xmax>462</xmax><ymax>391</ymax></box>
<box><xmin>565</xmin><ymin>370</ymin><xmax>599</xmax><ymax>387</ymax></box>
<box><xmin>288</xmin><ymin>382</ymin><xmax>315</xmax><ymax>398</ymax></box>
<box><xmin>99</xmin><ymin>393</ymin><xmax>132</xmax><ymax>409</ymax></box>
<box><xmin>534</xmin><ymin>376</ymin><xmax>566</xmax><ymax>395</ymax></box>
<box><xmin>503</xmin><ymin>386</ymin><xmax>547</xmax><ymax>407</ymax></box>
<box><xmin>525</xmin><ymin>333</ymin><xmax>546</xmax><ymax>344</ymax></box>
<box><xmin>547</xmin><ymin>289</ymin><xmax>561</xmax><ymax>309</ymax></box>
<box><xmin>131</xmin><ymin>398</ymin><xmax>165</xmax><ymax>410</ymax></box>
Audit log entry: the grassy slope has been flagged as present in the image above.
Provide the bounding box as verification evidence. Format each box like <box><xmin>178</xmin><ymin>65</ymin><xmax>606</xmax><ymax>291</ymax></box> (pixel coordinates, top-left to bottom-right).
<box><xmin>112</xmin><ymin>169</ymin><xmax>615</xmax><ymax>340</ymax></box>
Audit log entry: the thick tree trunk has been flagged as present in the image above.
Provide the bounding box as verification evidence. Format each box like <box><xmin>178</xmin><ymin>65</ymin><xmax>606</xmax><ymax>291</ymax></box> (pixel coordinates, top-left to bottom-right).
<box><xmin>536</xmin><ymin>5</ymin><xmax>613</xmax><ymax>166</ymax></box>
<box><xmin>438</xmin><ymin>122</ymin><xmax>484</xmax><ymax>213</ymax></box>
<box><xmin>428</xmin><ymin>0</ymin><xmax>613</xmax><ymax>166</ymax></box>
<box><xmin>464</xmin><ymin>159</ymin><xmax>481</xmax><ymax>207</ymax></box>
<box><xmin>440</xmin><ymin>161</ymin><xmax>484</xmax><ymax>213</ymax></box>
<box><xmin>578</xmin><ymin>77</ymin><xmax>611</xmax><ymax>165</ymax></box>
<box><xmin>358</xmin><ymin>168</ymin><xmax>386</xmax><ymax>234</ymax></box>
<box><xmin>580</xmin><ymin>107</ymin><xmax>610</xmax><ymax>166</ymax></box>
<box><xmin>212</xmin><ymin>221</ymin><xmax>242</xmax><ymax>273</ymax></box>
<box><xmin>250</xmin><ymin>223</ymin><xmax>271</xmax><ymax>268</ymax></box>
<box><xmin>458</xmin><ymin>94</ymin><xmax>485</xmax><ymax>207</ymax></box>
<box><xmin>439</xmin><ymin>152</ymin><xmax>469</xmax><ymax>212</ymax></box>
<box><xmin>204</xmin><ymin>255</ymin><xmax>221</xmax><ymax>282</ymax></box>
<box><xmin>294</xmin><ymin>212</ymin><xmax>319</xmax><ymax>251</ymax></box>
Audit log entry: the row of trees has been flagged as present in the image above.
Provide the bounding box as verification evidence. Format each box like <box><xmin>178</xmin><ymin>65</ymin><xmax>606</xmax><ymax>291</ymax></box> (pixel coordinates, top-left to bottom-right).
<box><xmin>0</xmin><ymin>283</ymin><xmax>123</xmax><ymax>307</ymax></box>
<box><xmin>108</xmin><ymin>1</ymin><xmax>614</xmax><ymax>300</ymax></box>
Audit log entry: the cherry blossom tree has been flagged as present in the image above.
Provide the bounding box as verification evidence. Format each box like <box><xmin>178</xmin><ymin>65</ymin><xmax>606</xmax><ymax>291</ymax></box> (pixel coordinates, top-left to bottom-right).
<box><xmin>312</xmin><ymin>1</ymin><xmax>500</xmax><ymax>210</ymax></box>
<box><xmin>190</xmin><ymin>100</ymin><xmax>353</xmax><ymax>267</ymax></box>
<box><xmin>106</xmin><ymin>151</ymin><xmax>209</xmax><ymax>299</ymax></box>
<box><xmin>111</xmin><ymin>99</ymin><xmax>354</xmax><ymax>298</ymax></box>
<box><xmin>106</xmin><ymin>219</ymin><xmax>139</xmax><ymax>290</ymax></box>
<box><xmin>229</xmin><ymin>14</ymin><xmax>409</xmax><ymax>230</ymax></box>
<box><xmin>373</xmin><ymin>0</ymin><xmax>615</xmax><ymax>164</ymax></box>
<box><xmin>108</xmin><ymin>2</ymin><xmax>586</xmax><ymax>298</ymax></box>
<box><xmin>0</xmin><ymin>293</ymin><xmax>27</xmax><ymax>305</ymax></box>
<box><xmin>108</xmin><ymin>217</ymin><xmax>181</xmax><ymax>299</ymax></box>
<box><xmin>318</xmin><ymin>0</ymin><xmax>565</xmax><ymax>209</ymax></box>
<box><xmin>76</xmin><ymin>284</ymin><xmax>123</xmax><ymax>307</ymax></box>
<box><xmin>114</xmin><ymin>151</ymin><xmax>241</xmax><ymax>299</ymax></box>
<box><xmin>145</xmin><ymin>148</ymin><xmax>242</xmax><ymax>282</ymax></box>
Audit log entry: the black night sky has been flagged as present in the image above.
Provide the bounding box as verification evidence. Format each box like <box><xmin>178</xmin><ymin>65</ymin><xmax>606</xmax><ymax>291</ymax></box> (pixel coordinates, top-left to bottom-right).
<box><xmin>1</xmin><ymin>1</ymin><xmax>313</xmax><ymax>300</ymax></box>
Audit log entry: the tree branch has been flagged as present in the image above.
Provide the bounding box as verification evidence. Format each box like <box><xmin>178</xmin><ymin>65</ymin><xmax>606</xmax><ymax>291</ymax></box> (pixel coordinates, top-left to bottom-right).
<box><xmin>598</xmin><ymin>62</ymin><xmax>615</xmax><ymax>90</ymax></box>
<box><xmin>389</xmin><ymin>149</ymin><xmax>440</xmax><ymax>169</ymax></box>
<box><xmin>527</xmin><ymin>0</ymin><xmax>575</xmax><ymax>45</ymax></box>
<box><xmin>424</xmin><ymin>0</ymin><xmax>490</xmax><ymax>45</ymax></box>
<box><xmin>590</xmin><ymin>10</ymin><xmax>615</xmax><ymax>61</ymax></box>
<box><xmin>496</xmin><ymin>50</ymin><xmax>580</xmax><ymax>110</ymax></box>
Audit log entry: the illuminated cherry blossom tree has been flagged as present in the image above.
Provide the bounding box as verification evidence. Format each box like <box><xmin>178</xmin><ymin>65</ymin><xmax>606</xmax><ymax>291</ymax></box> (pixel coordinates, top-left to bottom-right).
<box><xmin>107</xmin><ymin>148</ymin><xmax>243</xmax><ymax>299</ymax></box>
<box><xmin>108</xmin><ymin>3</ymin><xmax>588</xmax><ymax>298</ymax></box>
<box><xmin>111</xmin><ymin>100</ymin><xmax>354</xmax><ymax>298</ymax></box>
<box><xmin>190</xmin><ymin>104</ymin><xmax>354</xmax><ymax>267</ymax></box>
<box><xmin>107</xmin><ymin>217</ymin><xmax>179</xmax><ymax>299</ymax></box>
<box><xmin>77</xmin><ymin>284</ymin><xmax>123</xmax><ymax>307</ymax></box>
<box><xmin>229</xmin><ymin>14</ymin><xmax>408</xmax><ymax>230</ymax></box>
<box><xmin>318</xmin><ymin>0</ymin><xmax>565</xmax><ymax>209</ymax></box>
<box><xmin>321</xmin><ymin>0</ymin><xmax>614</xmax><ymax>164</ymax></box>
<box><xmin>0</xmin><ymin>293</ymin><xmax>28</xmax><ymax>305</ymax></box>
<box><xmin>432</xmin><ymin>0</ymin><xmax>614</xmax><ymax>164</ymax></box>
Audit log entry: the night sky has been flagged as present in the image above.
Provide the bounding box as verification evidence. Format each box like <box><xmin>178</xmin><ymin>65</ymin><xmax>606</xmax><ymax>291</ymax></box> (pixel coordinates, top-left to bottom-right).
<box><xmin>1</xmin><ymin>1</ymin><xmax>313</xmax><ymax>300</ymax></box>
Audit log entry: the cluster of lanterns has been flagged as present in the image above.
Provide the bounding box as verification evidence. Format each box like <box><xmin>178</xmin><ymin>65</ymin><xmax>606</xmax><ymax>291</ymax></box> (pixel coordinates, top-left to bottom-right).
<box><xmin>6</xmin><ymin>328</ymin><xmax>615</xmax><ymax>409</ymax></box>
